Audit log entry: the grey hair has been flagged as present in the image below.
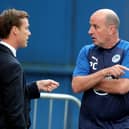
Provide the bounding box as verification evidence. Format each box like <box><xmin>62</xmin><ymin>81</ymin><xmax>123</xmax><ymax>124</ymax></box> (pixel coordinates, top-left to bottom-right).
<box><xmin>106</xmin><ymin>12</ymin><xmax>120</xmax><ymax>29</ymax></box>
<box><xmin>95</xmin><ymin>9</ymin><xmax>120</xmax><ymax>29</ymax></box>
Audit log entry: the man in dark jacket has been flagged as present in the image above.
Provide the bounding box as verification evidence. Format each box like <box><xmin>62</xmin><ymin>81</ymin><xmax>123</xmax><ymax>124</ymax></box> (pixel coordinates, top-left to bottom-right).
<box><xmin>0</xmin><ymin>8</ymin><xmax>59</xmax><ymax>129</ymax></box>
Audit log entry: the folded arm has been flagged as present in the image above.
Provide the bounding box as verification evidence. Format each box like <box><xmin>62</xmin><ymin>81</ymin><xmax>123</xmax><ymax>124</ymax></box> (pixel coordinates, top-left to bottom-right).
<box><xmin>72</xmin><ymin>64</ymin><xmax>129</xmax><ymax>94</ymax></box>
<box><xmin>95</xmin><ymin>78</ymin><xmax>129</xmax><ymax>94</ymax></box>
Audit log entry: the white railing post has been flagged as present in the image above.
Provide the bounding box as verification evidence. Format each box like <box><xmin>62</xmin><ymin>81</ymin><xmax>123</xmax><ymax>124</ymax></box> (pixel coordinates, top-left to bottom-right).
<box><xmin>32</xmin><ymin>93</ymin><xmax>81</xmax><ymax>129</ymax></box>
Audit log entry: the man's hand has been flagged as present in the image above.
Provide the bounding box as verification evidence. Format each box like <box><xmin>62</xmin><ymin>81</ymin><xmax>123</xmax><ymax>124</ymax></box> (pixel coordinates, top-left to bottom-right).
<box><xmin>36</xmin><ymin>79</ymin><xmax>59</xmax><ymax>92</ymax></box>
<box><xmin>104</xmin><ymin>64</ymin><xmax>129</xmax><ymax>78</ymax></box>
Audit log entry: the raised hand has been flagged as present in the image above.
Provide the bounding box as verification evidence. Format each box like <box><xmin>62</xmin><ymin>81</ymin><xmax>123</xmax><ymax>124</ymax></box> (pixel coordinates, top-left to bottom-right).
<box><xmin>36</xmin><ymin>79</ymin><xmax>59</xmax><ymax>92</ymax></box>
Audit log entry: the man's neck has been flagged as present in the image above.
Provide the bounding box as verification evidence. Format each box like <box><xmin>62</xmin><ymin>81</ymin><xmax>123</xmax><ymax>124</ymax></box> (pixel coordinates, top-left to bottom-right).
<box><xmin>102</xmin><ymin>38</ymin><xmax>120</xmax><ymax>49</ymax></box>
<box><xmin>2</xmin><ymin>38</ymin><xmax>17</xmax><ymax>49</ymax></box>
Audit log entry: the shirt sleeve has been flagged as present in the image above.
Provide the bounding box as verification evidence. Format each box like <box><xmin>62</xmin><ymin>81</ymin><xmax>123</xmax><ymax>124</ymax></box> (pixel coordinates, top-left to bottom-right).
<box><xmin>26</xmin><ymin>82</ymin><xmax>40</xmax><ymax>99</ymax></box>
<box><xmin>73</xmin><ymin>46</ymin><xmax>90</xmax><ymax>77</ymax></box>
<box><xmin>121</xmin><ymin>49</ymin><xmax>129</xmax><ymax>78</ymax></box>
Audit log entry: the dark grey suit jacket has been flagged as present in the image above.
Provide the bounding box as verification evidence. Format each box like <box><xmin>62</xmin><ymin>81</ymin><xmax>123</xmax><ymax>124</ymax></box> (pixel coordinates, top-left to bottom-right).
<box><xmin>0</xmin><ymin>44</ymin><xmax>40</xmax><ymax>129</ymax></box>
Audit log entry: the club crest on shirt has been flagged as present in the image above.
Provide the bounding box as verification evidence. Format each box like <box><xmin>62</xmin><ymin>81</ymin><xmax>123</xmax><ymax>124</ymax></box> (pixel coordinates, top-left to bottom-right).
<box><xmin>112</xmin><ymin>54</ymin><xmax>121</xmax><ymax>63</ymax></box>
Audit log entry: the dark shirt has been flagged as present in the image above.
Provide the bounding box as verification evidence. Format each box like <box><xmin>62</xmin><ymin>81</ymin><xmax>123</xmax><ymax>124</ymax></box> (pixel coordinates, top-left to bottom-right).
<box><xmin>73</xmin><ymin>40</ymin><xmax>129</xmax><ymax>129</ymax></box>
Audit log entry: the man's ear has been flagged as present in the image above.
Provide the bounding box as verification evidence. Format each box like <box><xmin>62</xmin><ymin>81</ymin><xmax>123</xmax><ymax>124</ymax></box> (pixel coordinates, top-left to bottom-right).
<box><xmin>11</xmin><ymin>26</ymin><xmax>19</xmax><ymax>35</ymax></box>
<box><xmin>109</xmin><ymin>25</ymin><xmax>116</xmax><ymax>35</ymax></box>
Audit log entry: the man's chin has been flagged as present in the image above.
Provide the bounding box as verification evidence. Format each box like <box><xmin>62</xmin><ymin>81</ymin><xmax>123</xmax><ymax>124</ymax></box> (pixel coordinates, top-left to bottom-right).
<box><xmin>92</xmin><ymin>39</ymin><xmax>97</xmax><ymax>43</ymax></box>
<box><xmin>92</xmin><ymin>40</ymin><xmax>98</xmax><ymax>45</ymax></box>
<box><xmin>24</xmin><ymin>42</ymin><xmax>28</xmax><ymax>47</ymax></box>
<box><xmin>20</xmin><ymin>44</ymin><xmax>28</xmax><ymax>48</ymax></box>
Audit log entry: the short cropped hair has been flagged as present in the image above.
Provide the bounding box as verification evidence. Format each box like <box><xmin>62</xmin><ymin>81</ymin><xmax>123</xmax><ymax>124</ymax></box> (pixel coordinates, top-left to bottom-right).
<box><xmin>106</xmin><ymin>12</ymin><xmax>120</xmax><ymax>29</ymax></box>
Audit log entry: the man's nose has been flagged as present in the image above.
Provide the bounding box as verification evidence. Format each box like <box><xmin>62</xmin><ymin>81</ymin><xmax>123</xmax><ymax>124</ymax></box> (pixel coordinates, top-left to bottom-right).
<box><xmin>88</xmin><ymin>27</ymin><xmax>92</xmax><ymax>35</ymax></box>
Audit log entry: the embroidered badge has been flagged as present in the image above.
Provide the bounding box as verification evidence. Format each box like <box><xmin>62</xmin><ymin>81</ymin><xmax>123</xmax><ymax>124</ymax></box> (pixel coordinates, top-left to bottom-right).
<box><xmin>112</xmin><ymin>54</ymin><xmax>121</xmax><ymax>63</ymax></box>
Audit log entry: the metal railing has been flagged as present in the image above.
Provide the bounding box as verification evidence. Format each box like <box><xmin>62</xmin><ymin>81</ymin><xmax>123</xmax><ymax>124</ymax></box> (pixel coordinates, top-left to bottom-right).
<box><xmin>32</xmin><ymin>93</ymin><xmax>81</xmax><ymax>129</ymax></box>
